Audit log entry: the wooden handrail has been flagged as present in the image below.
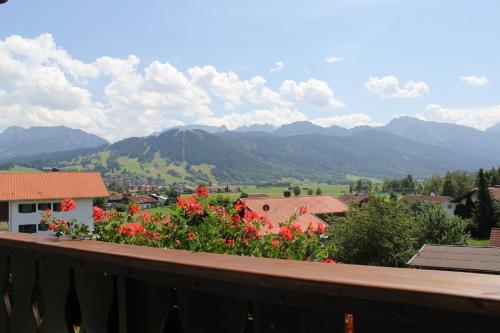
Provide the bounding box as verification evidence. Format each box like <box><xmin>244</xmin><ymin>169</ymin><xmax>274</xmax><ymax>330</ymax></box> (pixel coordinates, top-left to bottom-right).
<box><xmin>0</xmin><ymin>232</ymin><xmax>499</xmax><ymax>332</ymax></box>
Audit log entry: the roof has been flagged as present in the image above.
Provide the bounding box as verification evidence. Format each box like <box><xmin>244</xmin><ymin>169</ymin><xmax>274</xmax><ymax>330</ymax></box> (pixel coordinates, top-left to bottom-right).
<box><xmin>453</xmin><ymin>186</ymin><xmax>500</xmax><ymax>202</ymax></box>
<box><xmin>491</xmin><ymin>228</ymin><xmax>500</xmax><ymax>248</ymax></box>
<box><xmin>337</xmin><ymin>194</ymin><xmax>369</xmax><ymax>205</ymax></box>
<box><xmin>408</xmin><ymin>244</ymin><xmax>500</xmax><ymax>275</ymax></box>
<box><xmin>126</xmin><ymin>195</ymin><xmax>158</xmax><ymax>204</ymax></box>
<box><xmin>0</xmin><ymin>172</ymin><xmax>108</xmax><ymax>201</ymax></box>
<box><xmin>108</xmin><ymin>191</ymin><xmax>124</xmax><ymax>201</ymax></box>
<box><xmin>242</xmin><ymin>195</ymin><xmax>348</xmax><ymax>232</ymax></box>
<box><xmin>401</xmin><ymin>195</ymin><xmax>451</xmax><ymax>204</ymax></box>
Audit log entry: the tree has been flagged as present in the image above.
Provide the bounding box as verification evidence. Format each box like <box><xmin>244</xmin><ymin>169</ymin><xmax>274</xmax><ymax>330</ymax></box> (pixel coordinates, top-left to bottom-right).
<box><xmin>422</xmin><ymin>174</ymin><xmax>443</xmax><ymax>195</ymax></box>
<box><xmin>411</xmin><ymin>202</ymin><xmax>470</xmax><ymax>246</ymax></box>
<box><xmin>307</xmin><ymin>188</ymin><xmax>314</xmax><ymax>195</ymax></box>
<box><xmin>441</xmin><ymin>172</ymin><xmax>457</xmax><ymax>197</ymax></box>
<box><xmin>292</xmin><ymin>186</ymin><xmax>301</xmax><ymax>196</ymax></box>
<box><xmin>315</xmin><ymin>187</ymin><xmax>322</xmax><ymax>195</ymax></box>
<box><xmin>473</xmin><ymin>169</ymin><xmax>497</xmax><ymax>238</ymax></box>
<box><xmin>327</xmin><ymin>197</ymin><xmax>417</xmax><ymax>267</ymax></box>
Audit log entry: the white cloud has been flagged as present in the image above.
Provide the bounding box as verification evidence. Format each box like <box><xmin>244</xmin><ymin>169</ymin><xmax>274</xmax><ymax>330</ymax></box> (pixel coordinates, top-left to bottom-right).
<box><xmin>0</xmin><ymin>33</ymin><xmax>346</xmax><ymax>141</ymax></box>
<box><xmin>325</xmin><ymin>56</ymin><xmax>342</xmax><ymax>64</ymax></box>
<box><xmin>279</xmin><ymin>79</ymin><xmax>345</xmax><ymax>108</ymax></box>
<box><xmin>270</xmin><ymin>61</ymin><xmax>285</xmax><ymax>73</ymax></box>
<box><xmin>312</xmin><ymin>113</ymin><xmax>382</xmax><ymax>128</ymax></box>
<box><xmin>424</xmin><ymin>104</ymin><xmax>500</xmax><ymax>130</ymax></box>
<box><xmin>198</xmin><ymin>108</ymin><xmax>308</xmax><ymax>130</ymax></box>
<box><xmin>365</xmin><ymin>75</ymin><xmax>429</xmax><ymax>98</ymax></box>
<box><xmin>461</xmin><ymin>75</ymin><xmax>488</xmax><ymax>86</ymax></box>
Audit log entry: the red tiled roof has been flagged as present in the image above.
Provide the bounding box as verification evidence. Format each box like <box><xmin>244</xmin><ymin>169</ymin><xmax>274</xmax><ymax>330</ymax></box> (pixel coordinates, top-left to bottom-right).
<box><xmin>490</xmin><ymin>187</ymin><xmax>500</xmax><ymax>201</ymax></box>
<box><xmin>0</xmin><ymin>172</ymin><xmax>108</xmax><ymax>201</ymax></box>
<box><xmin>491</xmin><ymin>228</ymin><xmax>500</xmax><ymax>248</ymax></box>
<box><xmin>401</xmin><ymin>195</ymin><xmax>451</xmax><ymax>204</ymax></box>
<box><xmin>242</xmin><ymin>195</ymin><xmax>348</xmax><ymax>233</ymax></box>
<box><xmin>126</xmin><ymin>195</ymin><xmax>158</xmax><ymax>204</ymax></box>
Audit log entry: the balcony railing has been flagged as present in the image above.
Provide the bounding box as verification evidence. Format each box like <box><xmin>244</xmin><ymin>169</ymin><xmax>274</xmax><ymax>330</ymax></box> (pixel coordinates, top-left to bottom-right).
<box><xmin>0</xmin><ymin>232</ymin><xmax>499</xmax><ymax>333</ymax></box>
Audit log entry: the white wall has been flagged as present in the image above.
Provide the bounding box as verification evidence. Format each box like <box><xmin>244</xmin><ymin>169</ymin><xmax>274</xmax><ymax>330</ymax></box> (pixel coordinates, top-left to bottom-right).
<box><xmin>8</xmin><ymin>198</ymin><xmax>94</xmax><ymax>234</ymax></box>
<box><xmin>441</xmin><ymin>200</ymin><xmax>456</xmax><ymax>216</ymax></box>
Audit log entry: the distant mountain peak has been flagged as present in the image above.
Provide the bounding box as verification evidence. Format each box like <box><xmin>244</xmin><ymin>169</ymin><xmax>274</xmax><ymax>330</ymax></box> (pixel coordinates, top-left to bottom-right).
<box><xmin>234</xmin><ymin>124</ymin><xmax>277</xmax><ymax>133</ymax></box>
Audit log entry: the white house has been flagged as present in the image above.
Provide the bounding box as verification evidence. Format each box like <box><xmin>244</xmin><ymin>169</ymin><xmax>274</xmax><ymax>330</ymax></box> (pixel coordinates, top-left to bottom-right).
<box><xmin>0</xmin><ymin>172</ymin><xmax>108</xmax><ymax>234</ymax></box>
<box><xmin>401</xmin><ymin>195</ymin><xmax>456</xmax><ymax>216</ymax></box>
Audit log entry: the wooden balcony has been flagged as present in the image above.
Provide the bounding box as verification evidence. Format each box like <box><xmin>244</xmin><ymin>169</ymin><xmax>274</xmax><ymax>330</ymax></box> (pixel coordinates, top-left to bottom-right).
<box><xmin>0</xmin><ymin>232</ymin><xmax>499</xmax><ymax>332</ymax></box>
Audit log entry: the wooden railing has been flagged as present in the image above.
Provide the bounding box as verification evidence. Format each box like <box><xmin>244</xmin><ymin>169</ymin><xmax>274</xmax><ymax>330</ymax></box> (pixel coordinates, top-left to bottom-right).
<box><xmin>0</xmin><ymin>232</ymin><xmax>499</xmax><ymax>332</ymax></box>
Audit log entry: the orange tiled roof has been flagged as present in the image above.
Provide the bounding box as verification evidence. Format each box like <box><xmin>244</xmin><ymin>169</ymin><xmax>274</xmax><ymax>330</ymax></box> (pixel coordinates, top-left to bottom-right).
<box><xmin>126</xmin><ymin>195</ymin><xmax>158</xmax><ymax>204</ymax></box>
<box><xmin>401</xmin><ymin>195</ymin><xmax>451</xmax><ymax>204</ymax></box>
<box><xmin>242</xmin><ymin>195</ymin><xmax>348</xmax><ymax>232</ymax></box>
<box><xmin>491</xmin><ymin>187</ymin><xmax>500</xmax><ymax>201</ymax></box>
<box><xmin>0</xmin><ymin>172</ymin><xmax>108</xmax><ymax>201</ymax></box>
<box><xmin>337</xmin><ymin>194</ymin><xmax>369</xmax><ymax>205</ymax></box>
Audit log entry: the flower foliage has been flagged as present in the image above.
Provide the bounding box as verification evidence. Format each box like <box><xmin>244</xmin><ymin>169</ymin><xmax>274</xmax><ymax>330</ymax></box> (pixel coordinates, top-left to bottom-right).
<box><xmin>45</xmin><ymin>189</ymin><xmax>334</xmax><ymax>262</ymax></box>
<box><xmin>40</xmin><ymin>199</ymin><xmax>90</xmax><ymax>239</ymax></box>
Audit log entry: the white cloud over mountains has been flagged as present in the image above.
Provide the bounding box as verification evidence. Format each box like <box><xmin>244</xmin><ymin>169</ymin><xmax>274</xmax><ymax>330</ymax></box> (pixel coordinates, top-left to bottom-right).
<box><xmin>0</xmin><ymin>34</ymin><xmax>352</xmax><ymax>140</ymax></box>
<box><xmin>424</xmin><ymin>104</ymin><xmax>500</xmax><ymax>130</ymax></box>
<box><xmin>461</xmin><ymin>75</ymin><xmax>488</xmax><ymax>86</ymax></box>
<box><xmin>365</xmin><ymin>76</ymin><xmax>429</xmax><ymax>98</ymax></box>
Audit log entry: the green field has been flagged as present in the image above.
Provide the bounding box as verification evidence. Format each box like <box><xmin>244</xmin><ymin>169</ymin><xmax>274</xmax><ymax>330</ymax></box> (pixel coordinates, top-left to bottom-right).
<box><xmin>240</xmin><ymin>183</ymin><xmax>349</xmax><ymax>197</ymax></box>
<box><xmin>467</xmin><ymin>238</ymin><xmax>490</xmax><ymax>247</ymax></box>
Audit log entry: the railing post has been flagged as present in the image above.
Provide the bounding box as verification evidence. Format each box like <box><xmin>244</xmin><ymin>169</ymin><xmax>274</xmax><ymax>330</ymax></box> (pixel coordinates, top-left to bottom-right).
<box><xmin>39</xmin><ymin>259</ymin><xmax>72</xmax><ymax>333</ymax></box>
<box><xmin>9</xmin><ymin>252</ymin><xmax>38</xmax><ymax>333</ymax></box>
<box><xmin>74</xmin><ymin>267</ymin><xmax>116</xmax><ymax>333</ymax></box>
<box><xmin>0</xmin><ymin>252</ymin><xmax>9</xmax><ymax>333</ymax></box>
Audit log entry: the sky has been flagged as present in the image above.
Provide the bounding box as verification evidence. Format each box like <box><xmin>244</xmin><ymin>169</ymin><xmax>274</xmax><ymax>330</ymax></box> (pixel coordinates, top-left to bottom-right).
<box><xmin>0</xmin><ymin>0</ymin><xmax>499</xmax><ymax>141</ymax></box>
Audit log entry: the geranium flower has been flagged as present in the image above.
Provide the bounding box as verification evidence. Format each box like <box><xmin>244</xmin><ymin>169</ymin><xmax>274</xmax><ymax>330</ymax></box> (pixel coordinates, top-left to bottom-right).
<box><xmin>271</xmin><ymin>239</ymin><xmax>281</xmax><ymax>248</ymax></box>
<box><xmin>176</xmin><ymin>196</ymin><xmax>204</xmax><ymax>215</ymax></box>
<box><xmin>195</xmin><ymin>187</ymin><xmax>209</xmax><ymax>197</ymax></box>
<box><xmin>321</xmin><ymin>258</ymin><xmax>336</xmax><ymax>264</ymax></box>
<box><xmin>127</xmin><ymin>204</ymin><xmax>140</xmax><ymax>215</ymax></box>
<box><xmin>118</xmin><ymin>223</ymin><xmax>145</xmax><ymax>237</ymax></box>
<box><xmin>61</xmin><ymin>198</ymin><xmax>76</xmax><ymax>212</ymax></box>
<box><xmin>92</xmin><ymin>206</ymin><xmax>105</xmax><ymax>222</ymax></box>
<box><xmin>187</xmin><ymin>232</ymin><xmax>196</xmax><ymax>241</ymax></box>
<box><xmin>234</xmin><ymin>199</ymin><xmax>246</xmax><ymax>212</ymax></box>
<box><xmin>279</xmin><ymin>227</ymin><xmax>293</xmax><ymax>241</ymax></box>
<box><xmin>298</xmin><ymin>206</ymin><xmax>308</xmax><ymax>215</ymax></box>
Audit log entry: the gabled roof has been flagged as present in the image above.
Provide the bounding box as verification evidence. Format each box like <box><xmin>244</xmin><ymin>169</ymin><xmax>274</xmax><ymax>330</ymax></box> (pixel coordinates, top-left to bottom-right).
<box><xmin>408</xmin><ymin>244</ymin><xmax>500</xmax><ymax>275</ymax></box>
<box><xmin>242</xmin><ymin>195</ymin><xmax>348</xmax><ymax>232</ymax></box>
<box><xmin>401</xmin><ymin>195</ymin><xmax>451</xmax><ymax>204</ymax></box>
<box><xmin>337</xmin><ymin>194</ymin><xmax>369</xmax><ymax>205</ymax></box>
<box><xmin>0</xmin><ymin>172</ymin><xmax>108</xmax><ymax>201</ymax></box>
<box><xmin>126</xmin><ymin>194</ymin><xmax>158</xmax><ymax>204</ymax></box>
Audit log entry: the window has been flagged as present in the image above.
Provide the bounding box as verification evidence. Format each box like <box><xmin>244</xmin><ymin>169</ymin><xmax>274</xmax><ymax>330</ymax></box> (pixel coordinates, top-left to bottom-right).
<box><xmin>19</xmin><ymin>224</ymin><xmax>36</xmax><ymax>233</ymax></box>
<box><xmin>447</xmin><ymin>203</ymin><xmax>453</xmax><ymax>209</ymax></box>
<box><xmin>38</xmin><ymin>223</ymin><xmax>49</xmax><ymax>232</ymax></box>
<box><xmin>18</xmin><ymin>204</ymin><xmax>36</xmax><ymax>214</ymax></box>
<box><xmin>38</xmin><ymin>203</ymin><xmax>51</xmax><ymax>211</ymax></box>
<box><xmin>52</xmin><ymin>202</ymin><xmax>61</xmax><ymax>212</ymax></box>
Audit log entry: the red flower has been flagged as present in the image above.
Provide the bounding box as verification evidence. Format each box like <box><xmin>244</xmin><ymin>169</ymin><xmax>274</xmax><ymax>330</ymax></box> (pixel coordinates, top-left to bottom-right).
<box><xmin>291</xmin><ymin>222</ymin><xmax>303</xmax><ymax>234</ymax></box>
<box><xmin>176</xmin><ymin>196</ymin><xmax>204</xmax><ymax>215</ymax></box>
<box><xmin>127</xmin><ymin>204</ymin><xmax>140</xmax><ymax>215</ymax></box>
<box><xmin>321</xmin><ymin>258</ymin><xmax>336</xmax><ymax>264</ymax></box>
<box><xmin>187</xmin><ymin>232</ymin><xmax>196</xmax><ymax>241</ymax></box>
<box><xmin>316</xmin><ymin>223</ymin><xmax>326</xmax><ymax>234</ymax></box>
<box><xmin>175</xmin><ymin>239</ymin><xmax>182</xmax><ymax>246</ymax></box>
<box><xmin>244</xmin><ymin>210</ymin><xmax>260</xmax><ymax>222</ymax></box>
<box><xmin>118</xmin><ymin>223</ymin><xmax>145</xmax><ymax>237</ymax></box>
<box><xmin>244</xmin><ymin>224</ymin><xmax>258</xmax><ymax>238</ymax></box>
<box><xmin>298</xmin><ymin>206</ymin><xmax>308</xmax><ymax>215</ymax></box>
<box><xmin>195</xmin><ymin>187</ymin><xmax>209</xmax><ymax>197</ymax></box>
<box><xmin>92</xmin><ymin>206</ymin><xmax>105</xmax><ymax>222</ymax></box>
<box><xmin>223</xmin><ymin>239</ymin><xmax>235</xmax><ymax>248</ymax></box>
<box><xmin>140</xmin><ymin>211</ymin><xmax>153</xmax><ymax>223</ymax></box>
<box><xmin>61</xmin><ymin>198</ymin><xmax>76</xmax><ymax>212</ymax></box>
<box><xmin>234</xmin><ymin>199</ymin><xmax>246</xmax><ymax>212</ymax></box>
<box><xmin>279</xmin><ymin>227</ymin><xmax>293</xmax><ymax>241</ymax></box>
<box><xmin>271</xmin><ymin>239</ymin><xmax>281</xmax><ymax>248</ymax></box>
<box><xmin>43</xmin><ymin>208</ymin><xmax>52</xmax><ymax>216</ymax></box>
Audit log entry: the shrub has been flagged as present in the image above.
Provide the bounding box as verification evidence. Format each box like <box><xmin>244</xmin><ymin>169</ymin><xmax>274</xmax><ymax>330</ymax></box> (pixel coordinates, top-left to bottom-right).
<box><xmin>42</xmin><ymin>191</ymin><xmax>334</xmax><ymax>263</ymax></box>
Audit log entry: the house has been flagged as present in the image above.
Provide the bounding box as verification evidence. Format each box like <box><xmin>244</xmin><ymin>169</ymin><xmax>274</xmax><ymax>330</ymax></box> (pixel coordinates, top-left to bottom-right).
<box><xmin>108</xmin><ymin>191</ymin><xmax>124</xmax><ymax>207</ymax></box>
<box><xmin>242</xmin><ymin>195</ymin><xmax>348</xmax><ymax>233</ymax></box>
<box><xmin>0</xmin><ymin>172</ymin><xmax>108</xmax><ymax>234</ymax></box>
<box><xmin>337</xmin><ymin>194</ymin><xmax>370</xmax><ymax>206</ymax></box>
<box><xmin>124</xmin><ymin>194</ymin><xmax>159</xmax><ymax>209</ymax></box>
<box><xmin>491</xmin><ymin>228</ymin><xmax>500</xmax><ymax>248</ymax></box>
<box><xmin>453</xmin><ymin>185</ymin><xmax>500</xmax><ymax>205</ymax></box>
<box><xmin>401</xmin><ymin>195</ymin><xmax>456</xmax><ymax>216</ymax></box>
<box><xmin>408</xmin><ymin>244</ymin><xmax>500</xmax><ymax>275</ymax></box>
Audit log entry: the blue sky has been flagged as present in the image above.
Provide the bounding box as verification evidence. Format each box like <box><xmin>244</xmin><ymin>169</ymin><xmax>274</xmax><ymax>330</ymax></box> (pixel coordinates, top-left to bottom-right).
<box><xmin>0</xmin><ymin>0</ymin><xmax>499</xmax><ymax>141</ymax></box>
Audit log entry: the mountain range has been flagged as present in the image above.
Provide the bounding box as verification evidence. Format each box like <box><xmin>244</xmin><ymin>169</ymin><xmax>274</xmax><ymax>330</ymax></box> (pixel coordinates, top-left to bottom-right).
<box><xmin>1</xmin><ymin>118</ymin><xmax>499</xmax><ymax>184</ymax></box>
<box><xmin>0</xmin><ymin>126</ymin><xmax>108</xmax><ymax>160</ymax></box>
